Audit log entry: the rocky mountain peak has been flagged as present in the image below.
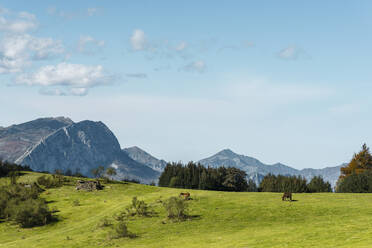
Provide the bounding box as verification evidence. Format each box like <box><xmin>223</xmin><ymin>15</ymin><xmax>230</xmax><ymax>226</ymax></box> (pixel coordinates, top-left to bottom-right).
<box><xmin>0</xmin><ymin>117</ymin><xmax>74</xmax><ymax>162</ymax></box>
<box><xmin>123</xmin><ymin>146</ymin><xmax>167</xmax><ymax>172</ymax></box>
<box><xmin>15</xmin><ymin>120</ymin><xmax>159</xmax><ymax>183</ymax></box>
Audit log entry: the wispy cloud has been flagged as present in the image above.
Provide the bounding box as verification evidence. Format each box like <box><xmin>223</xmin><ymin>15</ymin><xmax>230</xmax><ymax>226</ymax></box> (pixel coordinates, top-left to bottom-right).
<box><xmin>278</xmin><ymin>45</ymin><xmax>310</xmax><ymax>60</ymax></box>
<box><xmin>180</xmin><ymin>60</ymin><xmax>206</xmax><ymax>73</ymax></box>
<box><xmin>47</xmin><ymin>6</ymin><xmax>102</xmax><ymax>19</ymax></box>
<box><xmin>77</xmin><ymin>35</ymin><xmax>105</xmax><ymax>54</ymax></box>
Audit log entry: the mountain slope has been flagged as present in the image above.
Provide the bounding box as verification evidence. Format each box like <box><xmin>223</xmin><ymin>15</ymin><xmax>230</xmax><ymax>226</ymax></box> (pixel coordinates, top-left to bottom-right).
<box><xmin>16</xmin><ymin>120</ymin><xmax>159</xmax><ymax>183</ymax></box>
<box><xmin>199</xmin><ymin>149</ymin><xmax>342</xmax><ymax>187</ymax></box>
<box><xmin>199</xmin><ymin>149</ymin><xmax>299</xmax><ymax>176</ymax></box>
<box><xmin>123</xmin><ymin>146</ymin><xmax>167</xmax><ymax>172</ymax></box>
<box><xmin>0</xmin><ymin>117</ymin><xmax>73</xmax><ymax>162</ymax></box>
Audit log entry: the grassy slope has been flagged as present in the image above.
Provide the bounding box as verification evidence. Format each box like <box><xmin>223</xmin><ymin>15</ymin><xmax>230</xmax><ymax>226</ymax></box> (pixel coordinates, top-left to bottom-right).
<box><xmin>1</xmin><ymin>172</ymin><xmax>372</xmax><ymax>248</ymax></box>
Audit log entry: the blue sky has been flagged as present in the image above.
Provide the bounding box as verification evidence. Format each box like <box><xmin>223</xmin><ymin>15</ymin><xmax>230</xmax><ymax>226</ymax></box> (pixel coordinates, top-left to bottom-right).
<box><xmin>1</xmin><ymin>1</ymin><xmax>372</xmax><ymax>169</ymax></box>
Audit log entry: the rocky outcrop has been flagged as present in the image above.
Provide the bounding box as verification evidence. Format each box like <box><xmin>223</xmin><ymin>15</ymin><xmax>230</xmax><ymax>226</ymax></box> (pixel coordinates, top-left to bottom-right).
<box><xmin>123</xmin><ymin>146</ymin><xmax>167</xmax><ymax>172</ymax></box>
<box><xmin>0</xmin><ymin>117</ymin><xmax>73</xmax><ymax>162</ymax></box>
<box><xmin>15</xmin><ymin>120</ymin><xmax>160</xmax><ymax>184</ymax></box>
<box><xmin>76</xmin><ymin>180</ymin><xmax>103</xmax><ymax>191</ymax></box>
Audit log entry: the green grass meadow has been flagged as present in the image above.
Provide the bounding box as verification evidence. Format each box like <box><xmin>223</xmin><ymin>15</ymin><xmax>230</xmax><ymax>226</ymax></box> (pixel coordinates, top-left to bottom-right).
<box><xmin>1</xmin><ymin>172</ymin><xmax>372</xmax><ymax>248</ymax></box>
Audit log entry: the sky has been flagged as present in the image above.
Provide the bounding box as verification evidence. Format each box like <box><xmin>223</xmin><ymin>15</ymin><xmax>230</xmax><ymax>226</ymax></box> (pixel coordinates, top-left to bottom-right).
<box><xmin>1</xmin><ymin>1</ymin><xmax>372</xmax><ymax>169</ymax></box>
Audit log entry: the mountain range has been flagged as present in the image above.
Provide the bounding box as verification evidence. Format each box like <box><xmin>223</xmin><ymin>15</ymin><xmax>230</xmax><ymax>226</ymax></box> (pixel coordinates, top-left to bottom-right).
<box><xmin>0</xmin><ymin>117</ymin><xmax>344</xmax><ymax>187</ymax></box>
<box><xmin>198</xmin><ymin>149</ymin><xmax>344</xmax><ymax>187</ymax></box>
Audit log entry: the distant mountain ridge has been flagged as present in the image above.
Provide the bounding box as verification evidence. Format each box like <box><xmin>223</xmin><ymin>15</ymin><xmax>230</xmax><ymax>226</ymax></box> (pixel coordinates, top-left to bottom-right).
<box><xmin>0</xmin><ymin>117</ymin><xmax>344</xmax><ymax>186</ymax></box>
<box><xmin>123</xmin><ymin>146</ymin><xmax>167</xmax><ymax>172</ymax></box>
<box><xmin>198</xmin><ymin>149</ymin><xmax>343</xmax><ymax>187</ymax></box>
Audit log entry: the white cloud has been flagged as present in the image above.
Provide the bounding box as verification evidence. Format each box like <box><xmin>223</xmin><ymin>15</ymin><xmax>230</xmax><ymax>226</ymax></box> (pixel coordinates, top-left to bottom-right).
<box><xmin>0</xmin><ymin>34</ymin><xmax>64</xmax><ymax>74</ymax></box>
<box><xmin>0</xmin><ymin>8</ymin><xmax>38</xmax><ymax>33</ymax></box>
<box><xmin>278</xmin><ymin>45</ymin><xmax>310</xmax><ymax>60</ymax></box>
<box><xmin>29</xmin><ymin>37</ymin><xmax>64</xmax><ymax>59</ymax></box>
<box><xmin>77</xmin><ymin>35</ymin><xmax>105</xmax><ymax>54</ymax></box>
<box><xmin>181</xmin><ymin>60</ymin><xmax>206</xmax><ymax>73</ymax></box>
<box><xmin>130</xmin><ymin>29</ymin><xmax>147</xmax><ymax>51</ymax></box>
<box><xmin>16</xmin><ymin>63</ymin><xmax>111</xmax><ymax>89</ymax></box>
<box><xmin>175</xmin><ymin>41</ymin><xmax>187</xmax><ymax>51</ymax></box>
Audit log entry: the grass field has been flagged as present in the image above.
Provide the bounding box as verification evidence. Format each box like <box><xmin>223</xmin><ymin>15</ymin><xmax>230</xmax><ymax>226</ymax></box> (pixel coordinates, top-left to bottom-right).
<box><xmin>1</xmin><ymin>172</ymin><xmax>372</xmax><ymax>248</ymax></box>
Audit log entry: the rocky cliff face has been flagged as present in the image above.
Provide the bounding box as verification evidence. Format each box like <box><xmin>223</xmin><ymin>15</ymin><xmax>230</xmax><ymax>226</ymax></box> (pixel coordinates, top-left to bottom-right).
<box><xmin>198</xmin><ymin>149</ymin><xmax>342</xmax><ymax>187</ymax></box>
<box><xmin>0</xmin><ymin>117</ymin><xmax>73</xmax><ymax>162</ymax></box>
<box><xmin>16</xmin><ymin>120</ymin><xmax>159</xmax><ymax>184</ymax></box>
<box><xmin>123</xmin><ymin>146</ymin><xmax>167</xmax><ymax>172</ymax></box>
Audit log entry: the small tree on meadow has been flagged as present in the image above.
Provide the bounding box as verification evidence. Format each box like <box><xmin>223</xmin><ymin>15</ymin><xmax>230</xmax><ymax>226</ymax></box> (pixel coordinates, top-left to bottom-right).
<box><xmin>106</xmin><ymin>167</ymin><xmax>117</xmax><ymax>181</ymax></box>
<box><xmin>92</xmin><ymin>166</ymin><xmax>105</xmax><ymax>179</ymax></box>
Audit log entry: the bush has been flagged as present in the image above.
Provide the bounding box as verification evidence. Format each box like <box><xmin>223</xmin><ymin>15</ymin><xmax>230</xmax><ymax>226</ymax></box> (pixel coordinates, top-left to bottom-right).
<box><xmin>37</xmin><ymin>175</ymin><xmax>63</xmax><ymax>188</ymax></box>
<box><xmin>8</xmin><ymin>198</ymin><xmax>53</xmax><ymax>228</ymax></box>
<box><xmin>162</xmin><ymin>197</ymin><xmax>188</xmax><ymax>221</ymax></box>
<box><xmin>109</xmin><ymin>220</ymin><xmax>135</xmax><ymax>239</ymax></box>
<box><xmin>129</xmin><ymin>197</ymin><xmax>150</xmax><ymax>217</ymax></box>
<box><xmin>114</xmin><ymin>197</ymin><xmax>153</xmax><ymax>220</ymax></box>
<box><xmin>0</xmin><ymin>184</ymin><xmax>54</xmax><ymax>227</ymax></box>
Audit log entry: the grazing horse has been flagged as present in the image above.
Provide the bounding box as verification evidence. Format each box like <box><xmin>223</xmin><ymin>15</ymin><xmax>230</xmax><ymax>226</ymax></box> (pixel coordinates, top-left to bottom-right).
<box><xmin>179</xmin><ymin>192</ymin><xmax>191</xmax><ymax>200</ymax></box>
<box><xmin>282</xmin><ymin>192</ymin><xmax>292</xmax><ymax>201</ymax></box>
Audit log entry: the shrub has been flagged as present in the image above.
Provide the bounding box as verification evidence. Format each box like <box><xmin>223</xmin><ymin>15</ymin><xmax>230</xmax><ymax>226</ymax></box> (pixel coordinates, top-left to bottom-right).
<box><xmin>109</xmin><ymin>220</ymin><xmax>135</xmax><ymax>239</ymax></box>
<box><xmin>8</xmin><ymin>198</ymin><xmax>53</xmax><ymax>228</ymax></box>
<box><xmin>0</xmin><ymin>184</ymin><xmax>54</xmax><ymax>227</ymax></box>
<box><xmin>129</xmin><ymin>197</ymin><xmax>150</xmax><ymax>217</ymax></box>
<box><xmin>114</xmin><ymin>197</ymin><xmax>153</xmax><ymax>220</ymax></box>
<box><xmin>37</xmin><ymin>175</ymin><xmax>63</xmax><ymax>188</ymax></box>
<box><xmin>162</xmin><ymin>196</ymin><xmax>188</xmax><ymax>221</ymax></box>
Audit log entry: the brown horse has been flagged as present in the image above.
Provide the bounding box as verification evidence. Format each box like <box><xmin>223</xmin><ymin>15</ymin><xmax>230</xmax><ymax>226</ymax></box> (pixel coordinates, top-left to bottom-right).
<box><xmin>179</xmin><ymin>192</ymin><xmax>190</xmax><ymax>200</ymax></box>
<box><xmin>282</xmin><ymin>192</ymin><xmax>292</xmax><ymax>201</ymax></box>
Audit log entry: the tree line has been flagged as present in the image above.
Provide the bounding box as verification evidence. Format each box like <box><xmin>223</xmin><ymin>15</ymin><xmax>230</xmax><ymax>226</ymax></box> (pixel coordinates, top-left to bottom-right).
<box><xmin>0</xmin><ymin>160</ymin><xmax>32</xmax><ymax>177</ymax></box>
<box><xmin>259</xmin><ymin>174</ymin><xmax>332</xmax><ymax>193</ymax></box>
<box><xmin>159</xmin><ymin>162</ymin><xmax>333</xmax><ymax>193</ymax></box>
<box><xmin>158</xmin><ymin>162</ymin><xmax>257</xmax><ymax>192</ymax></box>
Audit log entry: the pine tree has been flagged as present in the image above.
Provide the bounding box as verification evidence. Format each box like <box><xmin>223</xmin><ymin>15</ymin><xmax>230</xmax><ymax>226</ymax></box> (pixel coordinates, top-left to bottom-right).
<box><xmin>340</xmin><ymin>144</ymin><xmax>372</xmax><ymax>178</ymax></box>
